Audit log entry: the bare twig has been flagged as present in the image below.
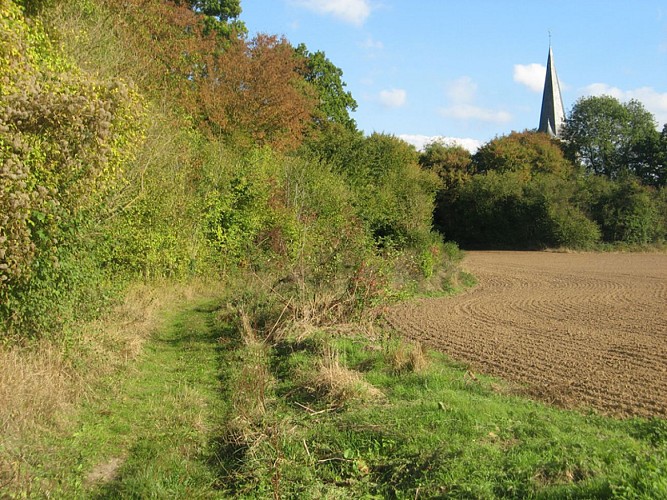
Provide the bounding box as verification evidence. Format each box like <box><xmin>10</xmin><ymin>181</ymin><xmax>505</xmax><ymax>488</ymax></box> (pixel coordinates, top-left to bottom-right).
<box><xmin>317</xmin><ymin>457</ymin><xmax>353</xmax><ymax>464</ymax></box>
<box><xmin>302</xmin><ymin>439</ymin><xmax>311</xmax><ymax>460</ymax></box>
<box><xmin>293</xmin><ymin>401</ymin><xmax>337</xmax><ymax>415</ymax></box>
<box><xmin>265</xmin><ymin>297</ymin><xmax>293</xmax><ymax>342</ymax></box>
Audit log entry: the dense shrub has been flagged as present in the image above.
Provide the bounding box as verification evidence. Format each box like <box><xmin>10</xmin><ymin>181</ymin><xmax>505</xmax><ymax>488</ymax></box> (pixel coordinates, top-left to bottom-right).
<box><xmin>591</xmin><ymin>179</ymin><xmax>662</xmax><ymax>244</ymax></box>
<box><xmin>312</xmin><ymin>132</ymin><xmax>439</xmax><ymax>250</ymax></box>
<box><xmin>419</xmin><ymin>142</ymin><xmax>474</xmax><ymax>190</ymax></box>
<box><xmin>473</xmin><ymin>131</ymin><xmax>574</xmax><ymax>178</ymax></box>
<box><xmin>439</xmin><ymin>171</ymin><xmax>600</xmax><ymax>249</ymax></box>
<box><xmin>1</xmin><ymin>0</ymin><xmax>459</xmax><ymax>341</ymax></box>
<box><xmin>658</xmin><ymin>186</ymin><xmax>667</xmax><ymax>240</ymax></box>
<box><xmin>431</xmin><ymin>131</ymin><xmax>666</xmax><ymax>249</ymax></box>
<box><xmin>201</xmin><ymin>148</ymin><xmax>385</xmax><ymax>320</ymax></box>
<box><xmin>1</xmin><ymin>1</ymin><xmax>144</xmax><ymax>337</ymax></box>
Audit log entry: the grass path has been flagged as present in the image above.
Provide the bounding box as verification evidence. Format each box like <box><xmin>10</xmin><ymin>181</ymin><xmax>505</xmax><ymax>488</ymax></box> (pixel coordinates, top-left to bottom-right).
<box><xmin>28</xmin><ymin>299</ymin><xmax>227</xmax><ymax>498</ymax></box>
<box><xmin>8</xmin><ymin>293</ymin><xmax>667</xmax><ymax>498</ymax></box>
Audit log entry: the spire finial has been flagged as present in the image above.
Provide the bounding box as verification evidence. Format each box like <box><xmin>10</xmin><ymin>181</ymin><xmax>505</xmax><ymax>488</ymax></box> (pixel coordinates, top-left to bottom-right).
<box><xmin>548</xmin><ymin>30</ymin><xmax>552</xmax><ymax>47</ymax></box>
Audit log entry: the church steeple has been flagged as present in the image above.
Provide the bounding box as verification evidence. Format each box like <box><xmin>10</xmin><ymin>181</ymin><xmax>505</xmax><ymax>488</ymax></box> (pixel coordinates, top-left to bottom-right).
<box><xmin>538</xmin><ymin>45</ymin><xmax>566</xmax><ymax>137</ymax></box>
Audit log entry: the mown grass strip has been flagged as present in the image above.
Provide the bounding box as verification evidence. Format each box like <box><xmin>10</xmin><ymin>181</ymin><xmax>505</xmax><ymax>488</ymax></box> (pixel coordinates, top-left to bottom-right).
<box><xmin>9</xmin><ymin>299</ymin><xmax>228</xmax><ymax>498</ymax></box>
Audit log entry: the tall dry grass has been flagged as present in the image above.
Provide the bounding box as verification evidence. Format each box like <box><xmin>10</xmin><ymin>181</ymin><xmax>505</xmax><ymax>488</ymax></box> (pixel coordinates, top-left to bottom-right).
<box><xmin>310</xmin><ymin>345</ymin><xmax>385</xmax><ymax>406</ymax></box>
<box><xmin>387</xmin><ymin>339</ymin><xmax>428</xmax><ymax>374</ymax></box>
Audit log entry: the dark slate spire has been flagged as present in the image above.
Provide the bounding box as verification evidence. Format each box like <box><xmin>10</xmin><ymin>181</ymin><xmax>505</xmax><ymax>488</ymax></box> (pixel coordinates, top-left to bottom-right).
<box><xmin>538</xmin><ymin>46</ymin><xmax>566</xmax><ymax>137</ymax></box>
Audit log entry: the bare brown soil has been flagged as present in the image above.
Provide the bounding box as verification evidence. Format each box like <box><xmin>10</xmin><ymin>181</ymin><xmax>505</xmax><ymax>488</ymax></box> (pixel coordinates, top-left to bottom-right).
<box><xmin>385</xmin><ymin>251</ymin><xmax>667</xmax><ymax>418</ymax></box>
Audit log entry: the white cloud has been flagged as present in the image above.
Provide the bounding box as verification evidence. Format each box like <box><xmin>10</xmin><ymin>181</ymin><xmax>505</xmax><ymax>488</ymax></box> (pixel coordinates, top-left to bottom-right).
<box><xmin>399</xmin><ymin>134</ymin><xmax>482</xmax><ymax>153</ymax></box>
<box><xmin>291</xmin><ymin>0</ymin><xmax>372</xmax><ymax>26</ymax></box>
<box><xmin>378</xmin><ymin>88</ymin><xmax>407</xmax><ymax>108</ymax></box>
<box><xmin>439</xmin><ymin>104</ymin><xmax>512</xmax><ymax>124</ymax></box>
<box><xmin>446</xmin><ymin>76</ymin><xmax>477</xmax><ymax>103</ymax></box>
<box><xmin>582</xmin><ymin>83</ymin><xmax>667</xmax><ymax>126</ymax></box>
<box><xmin>440</xmin><ymin>76</ymin><xmax>512</xmax><ymax>124</ymax></box>
<box><xmin>513</xmin><ymin>63</ymin><xmax>546</xmax><ymax>93</ymax></box>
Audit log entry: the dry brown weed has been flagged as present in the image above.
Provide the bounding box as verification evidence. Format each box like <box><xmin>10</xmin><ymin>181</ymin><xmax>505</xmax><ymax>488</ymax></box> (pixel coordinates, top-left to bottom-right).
<box><xmin>387</xmin><ymin>340</ymin><xmax>428</xmax><ymax>374</ymax></box>
<box><xmin>312</xmin><ymin>346</ymin><xmax>384</xmax><ymax>405</ymax></box>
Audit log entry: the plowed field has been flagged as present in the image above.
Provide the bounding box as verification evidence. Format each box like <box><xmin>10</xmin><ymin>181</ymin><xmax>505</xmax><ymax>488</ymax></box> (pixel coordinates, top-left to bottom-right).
<box><xmin>385</xmin><ymin>251</ymin><xmax>667</xmax><ymax>417</ymax></box>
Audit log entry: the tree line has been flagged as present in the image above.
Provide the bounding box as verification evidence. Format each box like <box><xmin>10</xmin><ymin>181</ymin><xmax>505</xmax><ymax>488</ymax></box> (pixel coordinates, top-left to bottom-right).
<box><xmin>1</xmin><ymin>0</ymin><xmax>665</xmax><ymax>340</ymax></box>
<box><xmin>424</xmin><ymin>96</ymin><xmax>667</xmax><ymax>249</ymax></box>
<box><xmin>0</xmin><ymin>0</ymin><xmax>446</xmax><ymax>339</ymax></box>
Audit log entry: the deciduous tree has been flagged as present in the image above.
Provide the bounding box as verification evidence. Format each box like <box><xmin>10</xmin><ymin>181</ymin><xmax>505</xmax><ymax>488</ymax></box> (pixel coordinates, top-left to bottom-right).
<box><xmin>199</xmin><ymin>34</ymin><xmax>317</xmax><ymax>151</ymax></box>
<box><xmin>419</xmin><ymin>142</ymin><xmax>474</xmax><ymax>190</ymax></box>
<box><xmin>295</xmin><ymin>44</ymin><xmax>357</xmax><ymax>132</ymax></box>
<box><xmin>179</xmin><ymin>0</ymin><xmax>246</xmax><ymax>36</ymax></box>
<box><xmin>562</xmin><ymin>96</ymin><xmax>662</xmax><ymax>185</ymax></box>
<box><xmin>473</xmin><ymin>131</ymin><xmax>573</xmax><ymax>179</ymax></box>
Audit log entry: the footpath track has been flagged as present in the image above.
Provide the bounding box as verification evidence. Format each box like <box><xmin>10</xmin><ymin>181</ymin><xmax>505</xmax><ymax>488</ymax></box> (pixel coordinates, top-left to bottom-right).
<box><xmin>385</xmin><ymin>251</ymin><xmax>667</xmax><ymax>417</ymax></box>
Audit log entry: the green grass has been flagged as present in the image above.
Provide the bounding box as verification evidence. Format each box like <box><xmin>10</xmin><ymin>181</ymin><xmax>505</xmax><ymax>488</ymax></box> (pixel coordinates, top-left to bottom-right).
<box><xmin>7</xmin><ymin>299</ymin><xmax>667</xmax><ymax>499</ymax></box>
<box><xmin>216</xmin><ymin>330</ymin><xmax>667</xmax><ymax>499</ymax></box>
<box><xmin>8</xmin><ymin>299</ymin><xmax>229</xmax><ymax>498</ymax></box>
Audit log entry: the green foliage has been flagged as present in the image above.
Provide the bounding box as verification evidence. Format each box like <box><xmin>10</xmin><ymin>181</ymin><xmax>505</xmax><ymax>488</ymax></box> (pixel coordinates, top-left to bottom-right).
<box><xmin>658</xmin><ymin>185</ymin><xmax>667</xmax><ymax>239</ymax></box>
<box><xmin>325</xmin><ymin>133</ymin><xmax>439</xmax><ymax>250</ymax></box>
<box><xmin>439</xmin><ymin>171</ymin><xmax>600</xmax><ymax>249</ymax></box>
<box><xmin>419</xmin><ymin>141</ymin><xmax>474</xmax><ymax>190</ymax></box>
<box><xmin>591</xmin><ymin>178</ymin><xmax>662</xmax><ymax>244</ymax></box>
<box><xmin>200</xmin><ymin>148</ymin><xmax>395</xmax><ymax>320</ymax></box>
<box><xmin>14</xmin><ymin>0</ymin><xmax>52</xmax><ymax>16</ymax></box>
<box><xmin>295</xmin><ymin>43</ymin><xmax>358</xmax><ymax>132</ymax></box>
<box><xmin>434</xmin><ymin>129</ymin><xmax>667</xmax><ymax>249</ymax></box>
<box><xmin>0</xmin><ymin>1</ymin><xmax>144</xmax><ymax>337</ymax></box>
<box><xmin>181</xmin><ymin>0</ymin><xmax>246</xmax><ymax>36</ymax></box>
<box><xmin>301</xmin><ymin>129</ymin><xmax>445</xmax><ymax>285</ymax></box>
<box><xmin>563</xmin><ymin>95</ymin><xmax>663</xmax><ymax>185</ymax></box>
<box><xmin>441</xmin><ymin>171</ymin><xmax>544</xmax><ymax>248</ymax></box>
<box><xmin>549</xmin><ymin>204</ymin><xmax>602</xmax><ymax>249</ymax></box>
<box><xmin>2</xmin><ymin>0</ymin><xmax>451</xmax><ymax>342</ymax></box>
<box><xmin>473</xmin><ymin>130</ymin><xmax>573</xmax><ymax>178</ymax></box>
<box><xmin>204</xmin><ymin>168</ymin><xmax>272</xmax><ymax>265</ymax></box>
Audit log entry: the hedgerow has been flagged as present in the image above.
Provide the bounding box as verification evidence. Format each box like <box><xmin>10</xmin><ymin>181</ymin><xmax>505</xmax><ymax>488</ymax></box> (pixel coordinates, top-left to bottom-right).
<box><xmin>1</xmin><ymin>0</ymin><xmax>144</xmax><ymax>337</ymax></box>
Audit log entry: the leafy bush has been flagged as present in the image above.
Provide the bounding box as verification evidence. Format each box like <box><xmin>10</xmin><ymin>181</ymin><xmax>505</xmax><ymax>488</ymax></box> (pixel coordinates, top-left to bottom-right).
<box><xmin>473</xmin><ymin>131</ymin><xmax>573</xmax><ymax>178</ymax></box>
<box><xmin>440</xmin><ymin>171</ymin><xmax>600</xmax><ymax>249</ymax></box>
<box><xmin>419</xmin><ymin>141</ymin><xmax>474</xmax><ymax>190</ymax></box>
<box><xmin>1</xmin><ymin>1</ymin><xmax>144</xmax><ymax>337</ymax></box>
<box><xmin>318</xmin><ymin>132</ymin><xmax>440</xmax><ymax>251</ymax></box>
<box><xmin>549</xmin><ymin>205</ymin><xmax>601</xmax><ymax>249</ymax></box>
<box><xmin>592</xmin><ymin>179</ymin><xmax>662</xmax><ymax>244</ymax></box>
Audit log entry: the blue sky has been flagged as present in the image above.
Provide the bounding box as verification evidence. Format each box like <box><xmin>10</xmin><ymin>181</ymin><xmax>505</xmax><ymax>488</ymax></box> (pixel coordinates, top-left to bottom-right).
<box><xmin>241</xmin><ymin>1</ymin><xmax>667</xmax><ymax>151</ymax></box>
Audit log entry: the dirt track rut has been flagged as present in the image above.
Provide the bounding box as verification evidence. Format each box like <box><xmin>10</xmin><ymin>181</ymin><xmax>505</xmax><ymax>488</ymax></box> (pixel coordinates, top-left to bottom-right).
<box><xmin>385</xmin><ymin>251</ymin><xmax>667</xmax><ymax>418</ymax></box>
